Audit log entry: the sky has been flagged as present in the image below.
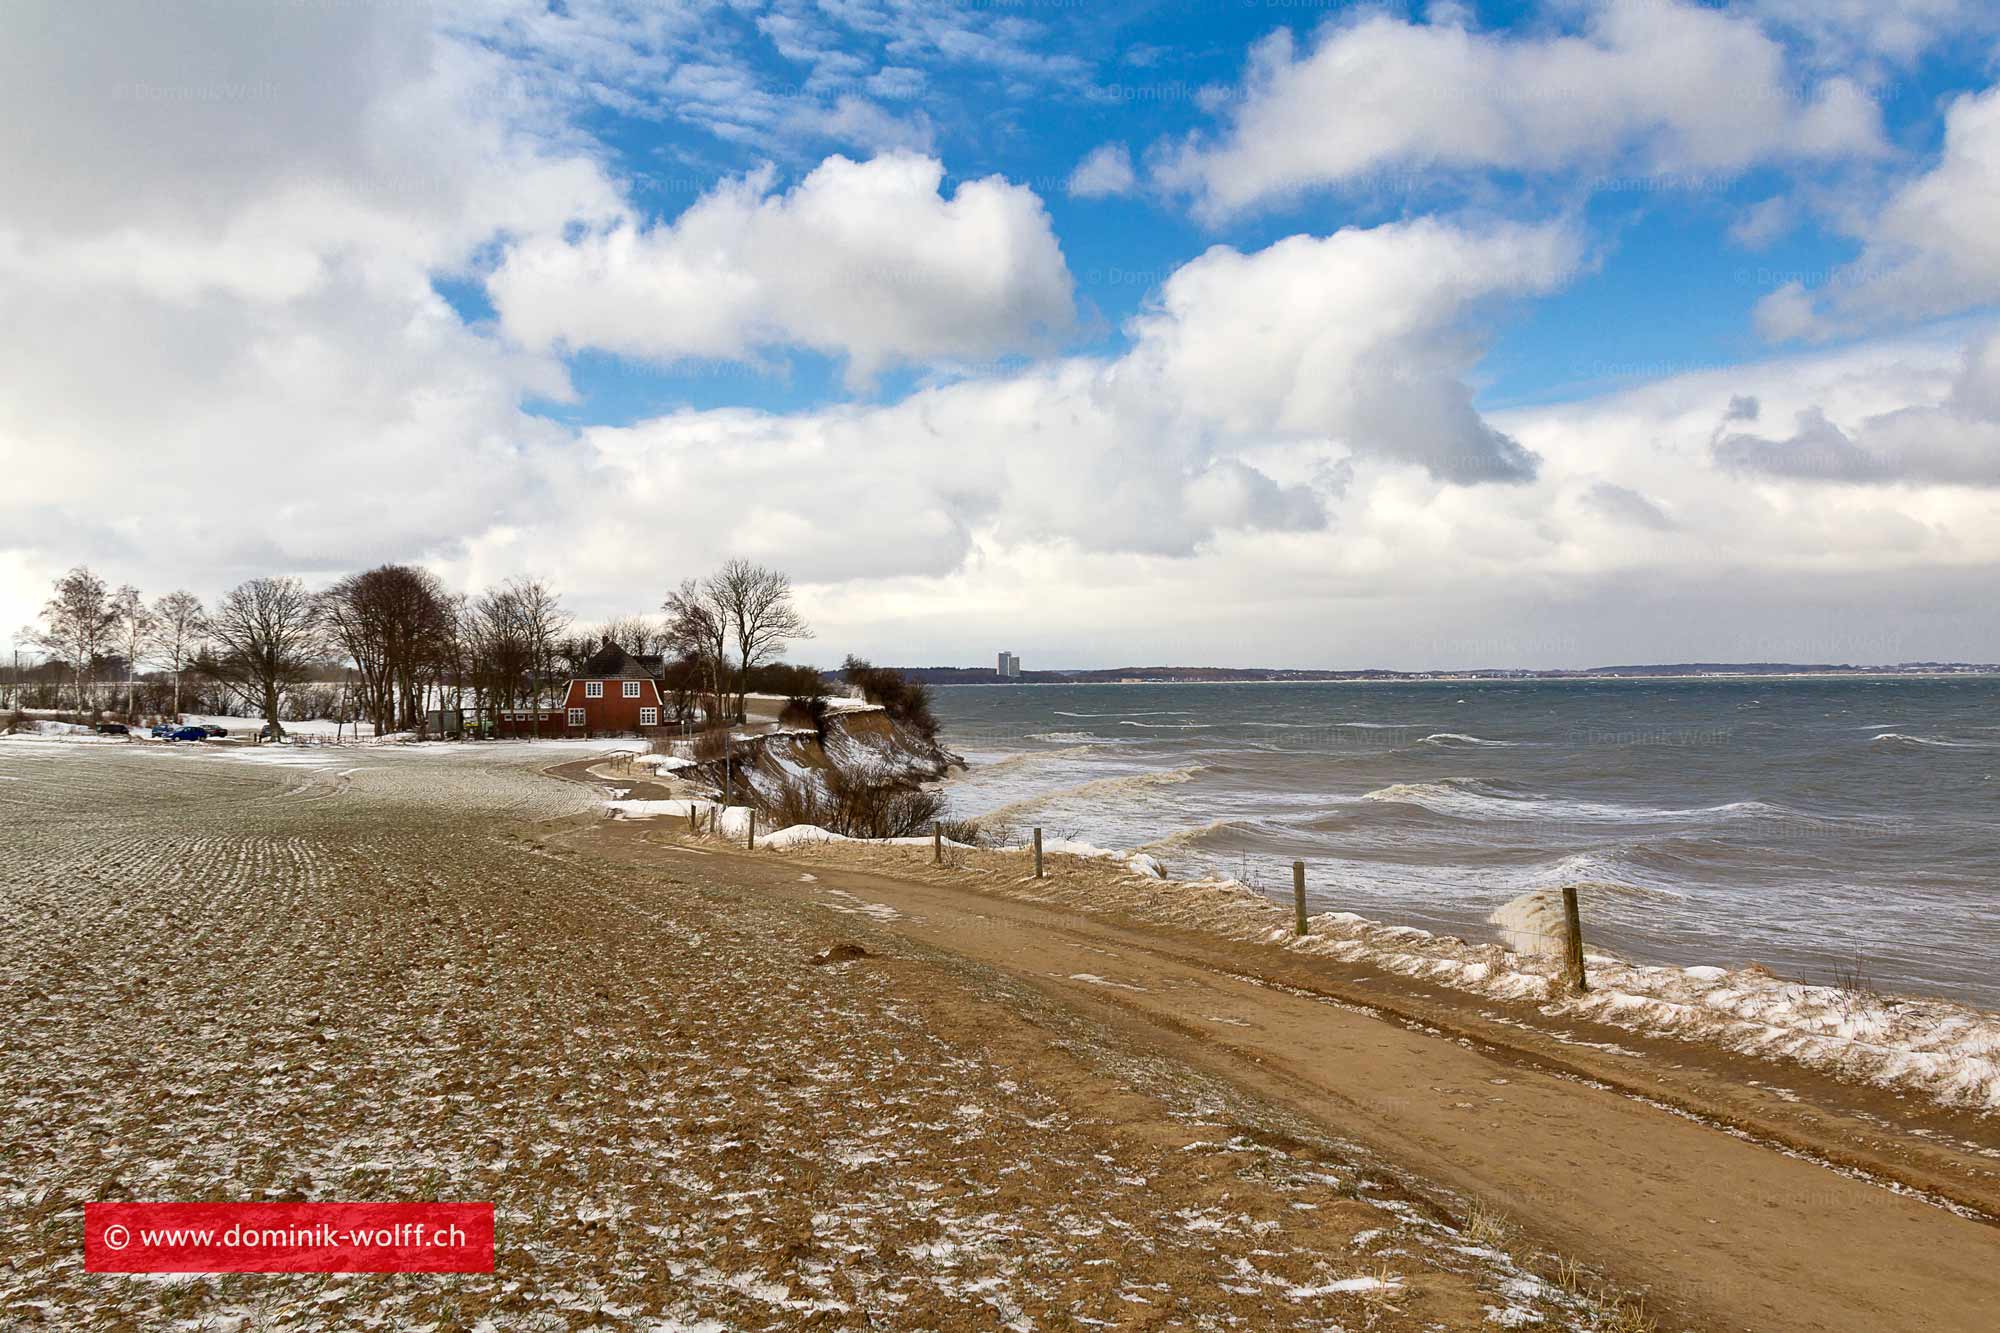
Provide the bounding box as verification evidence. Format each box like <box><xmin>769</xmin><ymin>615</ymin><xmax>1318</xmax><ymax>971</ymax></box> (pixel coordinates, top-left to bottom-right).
<box><xmin>4</xmin><ymin>0</ymin><xmax>2000</xmax><ymax>671</ymax></box>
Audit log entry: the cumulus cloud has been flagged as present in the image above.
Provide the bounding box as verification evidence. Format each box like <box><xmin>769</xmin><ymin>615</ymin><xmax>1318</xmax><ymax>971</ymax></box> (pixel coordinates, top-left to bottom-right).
<box><xmin>1756</xmin><ymin>84</ymin><xmax>2000</xmax><ymax>336</ymax></box>
<box><xmin>1715</xmin><ymin>331</ymin><xmax>2000</xmax><ymax>485</ymax></box>
<box><xmin>1737</xmin><ymin>0</ymin><xmax>1996</xmax><ymax>71</ymax></box>
<box><xmin>1067</xmin><ymin>144</ymin><xmax>1137</xmax><ymax>199</ymax></box>
<box><xmin>1156</xmin><ymin>0</ymin><xmax>1885</xmax><ymax>218</ymax></box>
<box><xmin>503</xmin><ymin>216</ymin><xmax>1578</xmax><ymax>593</ymax></box>
<box><xmin>1117</xmin><ymin>219</ymin><xmax>1579</xmax><ymax>482</ymax></box>
<box><xmin>487</xmin><ymin>152</ymin><xmax>1077</xmax><ymax>380</ymax></box>
<box><xmin>0</xmin><ymin>0</ymin><xmax>615</xmax><ymax>610</ymax></box>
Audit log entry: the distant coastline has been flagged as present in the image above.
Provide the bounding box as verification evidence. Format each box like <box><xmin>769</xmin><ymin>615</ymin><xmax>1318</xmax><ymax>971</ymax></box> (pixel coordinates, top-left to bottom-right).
<box><xmin>872</xmin><ymin>662</ymin><xmax>2000</xmax><ymax>686</ymax></box>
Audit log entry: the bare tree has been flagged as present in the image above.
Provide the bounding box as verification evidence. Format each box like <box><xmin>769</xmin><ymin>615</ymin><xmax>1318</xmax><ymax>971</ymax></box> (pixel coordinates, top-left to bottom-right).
<box><xmin>108</xmin><ymin>584</ymin><xmax>157</xmax><ymax>718</ymax></box>
<box><xmin>662</xmin><ymin>578</ymin><xmax>730</xmax><ymax>721</ymax></box>
<box><xmin>508</xmin><ymin>578</ymin><xmax>568</xmax><ymax>739</ymax></box>
<box><xmin>470</xmin><ymin>585</ymin><xmax>534</xmax><ymax>730</ymax></box>
<box><xmin>152</xmin><ymin>590</ymin><xmax>207</xmax><ymax>720</ymax></box>
<box><xmin>321</xmin><ymin>564</ymin><xmax>452</xmax><ymax>735</ymax></box>
<box><xmin>713</xmin><ymin>560</ymin><xmax>813</xmax><ymax>720</ymax></box>
<box><xmin>203</xmin><ymin>577</ymin><xmax>327</xmax><ymax>741</ymax></box>
<box><xmin>26</xmin><ymin>566</ymin><xmax>118</xmax><ymax>711</ymax></box>
<box><xmin>600</xmin><ymin>613</ymin><xmax>668</xmax><ymax>657</ymax></box>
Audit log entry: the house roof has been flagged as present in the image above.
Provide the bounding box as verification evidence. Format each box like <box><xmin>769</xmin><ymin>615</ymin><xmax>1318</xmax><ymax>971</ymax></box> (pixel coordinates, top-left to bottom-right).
<box><xmin>579</xmin><ymin>639</ymin><xmax>659</xmax><ymax>680</ymax></box>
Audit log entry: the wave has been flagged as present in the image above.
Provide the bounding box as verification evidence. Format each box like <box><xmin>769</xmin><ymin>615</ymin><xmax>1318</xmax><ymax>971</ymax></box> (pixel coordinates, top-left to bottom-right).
<box><xmin>1871</xmin><ymin>733</ymin><xmax>1992</xmax><ymax>750</ymax></box>
<box><xmin>981</xmin><ymin>764</ymin><xmax>1207</xmax><ymax>821</ymax></box>
<box><xmin>1361</xmin><ymin>778</ymin><xmax>1789</xmax><ymax>825</ymax></box>
<box><xmin>969</xmin><ymin>745</ymin><xmax>1103</xmax><ymax>773</ymax></box>
<box><xmin>1119</xmin><ymin>720</ymin><xmax>1212</xmax><ymax>729</ymax></box>
<box><xmin>1023</xmin><ymin>731</ymin><xmax>1118</xmax><ymax>744</ymax></box>
<box><xmin>1419</xmin><ymin>732</ymin><xmax>1518</xmax><ymax>748</ymax></box>
<box><xmin>1134</xmin><ymin>818</ymin><xmax>1242</xmax><ymax>853</ymax></box>
<box><xmin>1053</xmin><ymin>709</ymin><xmax>1194</xmax><ymax>719</ymax></box>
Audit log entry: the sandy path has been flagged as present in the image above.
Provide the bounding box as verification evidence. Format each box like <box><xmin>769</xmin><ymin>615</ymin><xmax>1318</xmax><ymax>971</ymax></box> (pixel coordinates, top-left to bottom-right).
<box><xmin>589</xmin><ymin>829</ymin><xmax>2000</xmax><ymax>1333</ymax></box>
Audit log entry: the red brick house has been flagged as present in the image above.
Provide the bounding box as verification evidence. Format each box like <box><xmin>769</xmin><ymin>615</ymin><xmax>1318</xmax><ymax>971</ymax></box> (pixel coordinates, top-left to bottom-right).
<box><xmin>495</xmin><ymin>640</ymin><xmax>666</xmax><ymax>737</ymax></box>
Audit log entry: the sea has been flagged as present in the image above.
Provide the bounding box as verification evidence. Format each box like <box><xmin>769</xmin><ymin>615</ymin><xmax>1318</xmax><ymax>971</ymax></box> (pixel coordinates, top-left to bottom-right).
<box><xmin>931</xmin><ymin>676</ymin><xmax>2000</xmax><ymax>1009</ymax></box>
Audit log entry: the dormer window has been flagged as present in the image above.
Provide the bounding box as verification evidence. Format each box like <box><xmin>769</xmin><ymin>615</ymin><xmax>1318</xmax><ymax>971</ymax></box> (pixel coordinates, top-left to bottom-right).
<box><xmin>584</xmin><ymin>681</ymin><xmax>603</xmax><ymax>698</ymax></box>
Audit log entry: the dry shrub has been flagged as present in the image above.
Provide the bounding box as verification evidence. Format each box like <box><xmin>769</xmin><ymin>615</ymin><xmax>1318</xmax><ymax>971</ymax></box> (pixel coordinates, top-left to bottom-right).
<box><xmin>935</xmin><ymin>817</ymin><xmax>982</xmax><ymax>846</ymax></box>
<box><xmin>778</xmin><ymin>695</ymin><xmax>830</xmax><ymax>740</ymax></box>
<box><xmin>758</xmin><ymin>769</ymin><xmax>944</xmax><ymax>840</ymax></box>
<box><xmin>840</xmin><ymin>657</ymin><xmax>940</xmax><ymax>743</ymax></box>
<box><xmin>692</xmin><ymin>722</ymin><xmax>733</xmax><ymax>763</ymax></box>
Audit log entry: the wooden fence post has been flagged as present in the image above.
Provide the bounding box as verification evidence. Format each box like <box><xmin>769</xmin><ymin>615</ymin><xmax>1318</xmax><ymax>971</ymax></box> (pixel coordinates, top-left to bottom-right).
<box><xmin>688</xmin><ymin>806</ymin><xmax>698</xmax><ymax>836</ymax></box>
<box><xmin>1033</xmin><ymin>827</ymin><xmax>1044</xmax><ymax>879</ymax></box>
<box><xmin>747</xmin><ymin>808</ymin><xmax>756</xmax><ymax>850</ymax></box>
<box><xmin>1293</xmin><ymin>861</ymin><xmax>1308</xmax><ymax>935</ymax></box>
<box><xmin>1562</xmin><ymin>885</ymin><xmax>1588</xmax><ymax>994</ymax></box>
<box><xmin>933</xmin><ymin>821</ymin><xmax>942</xmax><ymax>864</ymax></box>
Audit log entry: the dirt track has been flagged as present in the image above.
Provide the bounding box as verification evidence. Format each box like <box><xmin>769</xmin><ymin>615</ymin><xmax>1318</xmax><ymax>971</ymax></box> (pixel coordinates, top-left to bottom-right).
<box><xmin>577</xmin><ymin>800</ymin><xmax>2000</xmax><ymax>1333</ymax></box>
<box><xmin>1</xmin><ymin>741</ymin><xmax>1646</xmax><ymax>1330</ymax></box>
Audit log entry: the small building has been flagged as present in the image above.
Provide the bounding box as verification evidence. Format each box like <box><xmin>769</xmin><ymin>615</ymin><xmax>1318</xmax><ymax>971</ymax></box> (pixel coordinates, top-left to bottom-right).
<box><xmin>493</xmin><ymin>639</ymin><xmax>666</xmax><ymax>737</ymax></box>
<box><xmin>560</xmin><ymin>640</ymin><xmax>666</xmax><ymax>734</ymax></box>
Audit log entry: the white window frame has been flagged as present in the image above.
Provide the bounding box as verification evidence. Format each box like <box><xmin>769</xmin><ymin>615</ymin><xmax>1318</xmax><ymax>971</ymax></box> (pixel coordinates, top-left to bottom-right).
<box><xmin>584</xmin><ymin>680</ymin><xmax>603</xmax><ymax>698</ymax></box>
<box><xmin>639</xmin><ymin>707</ymin><xmax>657</xmax><ymax>727</ymax></box>
<box><xmin>567</xmin><ymin>707</ymin><xmax>586</xmax><ymax>726</ymax></box>
<box><xmin>623</xmin><ymin>680</ymin><xmax>642</xmax><ymax>698</ymax></box>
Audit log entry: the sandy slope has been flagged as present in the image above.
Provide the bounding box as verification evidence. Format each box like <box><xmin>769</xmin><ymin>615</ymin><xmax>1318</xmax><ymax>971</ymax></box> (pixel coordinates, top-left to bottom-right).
<box><xmin>577</xmin><ymin>813</ymin><xmax>2000</xmax><ymax>1333</ymax></box>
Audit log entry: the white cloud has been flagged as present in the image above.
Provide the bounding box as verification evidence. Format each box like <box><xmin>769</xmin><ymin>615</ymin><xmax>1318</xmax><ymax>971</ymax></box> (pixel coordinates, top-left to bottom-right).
<box><xmin>471</xmin><ymin>216</ymin><xmax>1577</xmax><ymax>599</ymax></box>
<box><xmin>1736</xmin><ymin>0</ymin><xmax>1996</xmax><ymax>71</ymax></box>
<box><xmin>1715</xmin><ymin>331</ymin><xmax>2000</xmax><ymax>485</ymax></box>
<box><xmin>0</xmin><ymin>0</ymin><xmax>610</xmax><ymax>607</ymax></box>
<box><xmin>1757</xmin><ymin>84</ymin><xmax>2000</xmax><ymax>337</ymax></box>
<box><xmin>1156</xmin><ymin>0</ymin><xmax>1885</xmax><ymax>219</ymax></box>
<box><xmin>1118</xmin><ymin>220</ymin><xmax>1578</xmax><ymax>481</ymax></box>
<box><xmin>1067</xmin><ymin>144</ymin><xmax>1137</xmax><ymax>199</ymax></box>
<box><xmin>487</xmin><ymin>152</ymin><xmax>1076</xmax><ymax>380</ymax></box>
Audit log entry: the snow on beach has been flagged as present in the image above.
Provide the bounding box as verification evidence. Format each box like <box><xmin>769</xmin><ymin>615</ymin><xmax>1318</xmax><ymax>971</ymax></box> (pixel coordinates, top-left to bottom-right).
<box><xmin>641</xmin><ymin>779</ymin><xmax>2000</xmax><ymax>1113</ymax></box>
<box><xmin>1090</xmin><ymin>866</ymin><xmax>2000</xmax><ymax>1112</ymax></box>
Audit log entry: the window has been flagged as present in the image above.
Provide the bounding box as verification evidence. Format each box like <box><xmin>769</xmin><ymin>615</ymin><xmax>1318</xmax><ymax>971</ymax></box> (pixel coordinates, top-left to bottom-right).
<box><xmin>639</xmin><ymin>707</ymin><xmax>657</xmax><ymax>727</ymax></box>
<box><xmin>584</xmin><ymin>681</ymin><xmax>603</xmax><ymax>698</ymax></box>
<box><xmin>623</xmin><ymin>680</ymin><xmax>641</xmax><ymax>698</ymax></box>
<box><xmin>567</xmin><ymin>708</ymin><xmax>586</xmax><ymax>726</ymax></box>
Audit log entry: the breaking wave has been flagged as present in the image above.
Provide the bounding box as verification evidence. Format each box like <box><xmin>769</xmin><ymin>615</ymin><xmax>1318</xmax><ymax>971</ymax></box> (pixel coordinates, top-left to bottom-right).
<box><xmin>1419</xmin><ymin>732</ymin><xmax>1518</xmax><ymax>748</ymax></box>
<box><xmin>982</xmin><ymin>764</ymin><xmax>1208</xmax><ymax>821</ymax></box>
<box><xmin>1361</xmin><ymin>779</ymin><xmax>1788</xmax><ymax>825</ymax></box>
<box><xmin>1053</xmin><ymin>709</ymin><xmax>1194</xmax><ymax>719</ymax></box>
<box><xmin>1871</xmin><ymin>733</ymin><xmax>1991</xmax><ymax>750</ymax></box>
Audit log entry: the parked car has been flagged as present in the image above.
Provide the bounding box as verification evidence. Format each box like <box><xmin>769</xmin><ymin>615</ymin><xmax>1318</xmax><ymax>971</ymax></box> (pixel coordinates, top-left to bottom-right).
<box><xmin>150</xmin><ymin>723</ymin><xmax>177</xmax><ymax>738</ymax></box>
<box><xmin>94</xmin><ymin>722</ymin><xmax>130</xmax><ymax>735</ymax></box>
<box><xmin>201</xmin><ymin>725</ymin><xmax>227</xmax><ymax>738</ymax></box>
<box><xmin>165</xmin><ymin>725</ymin><xmax>210</xmax><ymax>742</ymax></box>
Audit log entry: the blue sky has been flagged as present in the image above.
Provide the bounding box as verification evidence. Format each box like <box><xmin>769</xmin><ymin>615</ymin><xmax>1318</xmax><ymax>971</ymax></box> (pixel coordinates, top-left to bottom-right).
<box><xmin>6</xmin><ymin>0</ymin><xmax>2000</xmax><ymax>666</ymax></box>
<box><xmin>449</xmin><ymin>0</ymin><xmax>1993</xmax><ymax>422</ymax></box>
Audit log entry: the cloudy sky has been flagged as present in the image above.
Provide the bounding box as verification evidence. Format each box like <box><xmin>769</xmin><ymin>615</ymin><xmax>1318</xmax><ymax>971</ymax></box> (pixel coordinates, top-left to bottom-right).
<box><xmin>4</xmin><ymin>0</ymin><xmax>1999</xmax><ymax>669</ymax></box>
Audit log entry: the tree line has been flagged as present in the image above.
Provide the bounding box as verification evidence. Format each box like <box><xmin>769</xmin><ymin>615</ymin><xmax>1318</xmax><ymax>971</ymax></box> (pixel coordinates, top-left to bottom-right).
<box><xmin>14</xmin><ymin>559</ymin><xmax>813</xmax><ymax>741</ymax></box>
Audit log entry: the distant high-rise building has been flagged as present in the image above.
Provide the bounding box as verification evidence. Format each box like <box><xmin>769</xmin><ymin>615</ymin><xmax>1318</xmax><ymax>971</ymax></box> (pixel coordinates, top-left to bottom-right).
<box><xmin>996</xmin><ymin>651</ymin><xmax>1022</xmax><ymax>677</ymax></box>
<box><xmin>998</xmin><ymin>651</ymin><xmax>1010</xmax><ymax>676</ymax></box>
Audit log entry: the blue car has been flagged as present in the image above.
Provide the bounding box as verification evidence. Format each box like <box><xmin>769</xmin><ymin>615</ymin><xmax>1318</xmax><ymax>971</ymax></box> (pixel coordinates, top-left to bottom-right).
<box><xmin>164</xmin><ymin>725</ymin><xmax>210</xmax><ymax>742</ymax></box>
<box><xmin>150</xmin><ymin>724</ymin><xmax>176</xmax><ymax>739</ymax></box>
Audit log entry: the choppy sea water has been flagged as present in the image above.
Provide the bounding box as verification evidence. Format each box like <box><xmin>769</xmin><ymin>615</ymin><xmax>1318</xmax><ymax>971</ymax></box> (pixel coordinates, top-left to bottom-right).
<box><xmin>932</xmin><ymin>677</ymin><xmax>2000</xmax><ymax>1008</ymax></box>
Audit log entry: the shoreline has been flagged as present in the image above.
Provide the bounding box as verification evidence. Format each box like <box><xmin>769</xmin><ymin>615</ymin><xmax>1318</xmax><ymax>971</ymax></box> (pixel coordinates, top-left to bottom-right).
<box><xmin>578</xmin><ymin>785</ymin><xmax>2000</xmax><ymax>1333</ymax></box>
<box><xmin>612</xmin><ymin>788</ymin><xmax>2000</xmax><ymax>1116</ymax></box>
